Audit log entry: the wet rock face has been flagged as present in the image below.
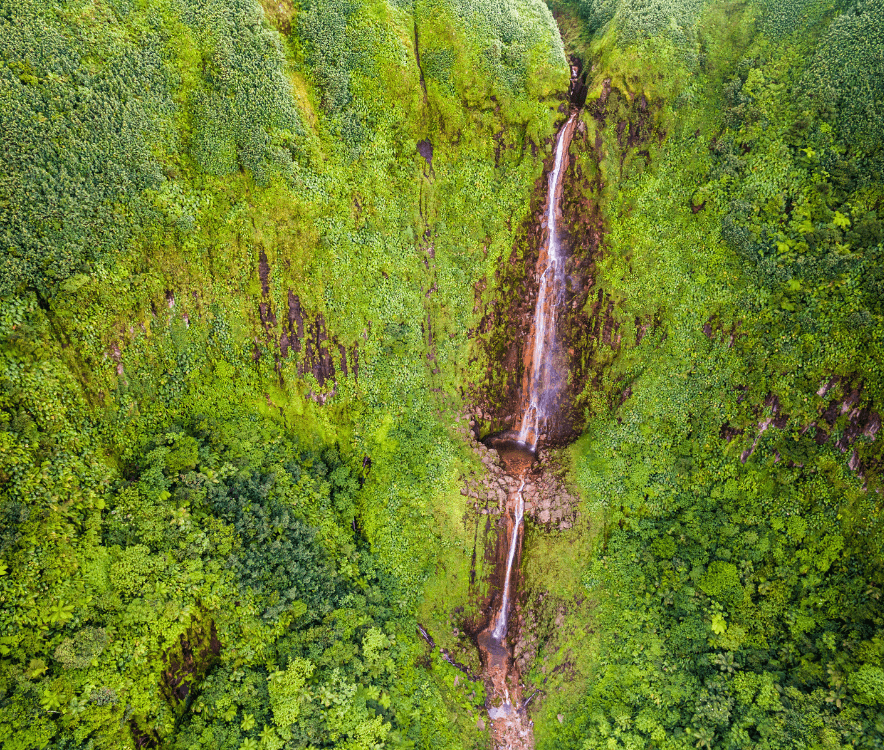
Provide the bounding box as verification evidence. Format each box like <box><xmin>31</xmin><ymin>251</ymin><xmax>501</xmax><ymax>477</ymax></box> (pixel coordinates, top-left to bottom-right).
<box><xmin>470</xmin><ymin>79</ymin><xmax>666</xmax><ymax>451</ymax></box>
<box><xmin>568</xmin><ymin>56</ymin><xmax>590</xmax><ymax>108</ymax></box>
<box><xmin>722</xmin><ymin>379</ymin><xmax>883</xmax><ymax>484</ymax></box>
<box><xmin>521</xmin><ymin>451</ymin><xmax>580</xmax><ymax>529</ymax></box>
<box><xmin>454</xmin><ymin>417</ymin><xmax>583</xmax><ymax>748</ymax></box>
<box><xmin>470</xmin><ymin>117</ymin><xmax>614</xmax><ymax>449</ymax></box>
<box><xmin>416</xmin><ymin>139</ymin><xmax>433</xmax><ymax>168</ymax></box>
<box><xmin>485</xmin><ymin>434</ymin><xmax>536</xmax><ymax>476</ymax></box>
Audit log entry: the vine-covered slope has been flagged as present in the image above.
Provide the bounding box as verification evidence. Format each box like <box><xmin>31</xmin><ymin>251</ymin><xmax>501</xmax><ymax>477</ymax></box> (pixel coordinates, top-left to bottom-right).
<box><xmin>0</xmin><ymin>0</ymin><xmax>566</xmax><ymax>746</ymax></box>
<box><xmin>1</xmin><ymin>0</ymin><xmax>882</xmax><ymax>748</ymax></box>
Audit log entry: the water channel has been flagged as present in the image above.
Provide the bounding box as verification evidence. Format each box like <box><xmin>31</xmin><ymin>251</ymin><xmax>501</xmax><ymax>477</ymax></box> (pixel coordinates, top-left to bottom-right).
<box><xmin>477</xmin><ymin>88</ymin><xmax>582</xmax><ymax>748</ymax></box>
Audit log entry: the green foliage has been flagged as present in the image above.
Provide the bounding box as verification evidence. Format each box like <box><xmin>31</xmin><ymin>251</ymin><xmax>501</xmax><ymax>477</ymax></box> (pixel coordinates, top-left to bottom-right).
<box><xmin>537</xmin><ymin>2</ymin><xmax>884</xmax><ymax>747</ymax></box>
<box><xmin>183</xmin><ymin>0</ymin><xmax>305</xmax><ymax>181</ymax></box>
<box><xmin>0</xmin><ymin>0</ymin><xmax>173</xmax><ymax>296</ymax></box>
<box><xmin>755</xmin><ymin>0</ymin><xmax>842</xmax><ymax>40</ymax></box>
<box><xmin>698</xmin><ymin>560</ymin><xmax>741</xmax><ymax>603</ymax></box>
<box><xmin>444</xmin><ymin>0</ymin><xmax>566</xmax><ymax>91</ymax></box>
<box><xmin>572</xmin><ymin>0</ymin><xmax>709</xmax><ymax>47</ymax></box>
<box><xmin>802</xmin><ymin>0</ymin><xmax>884</xmax><ymax>159</ymax></box>
<box><xmin>53</xmin><ymin>628</ymin><xmax>110</xmax><ymax>671</ymax></box>
<box><xmin>850</xmin><ymin>665</ymin><xmax>884</xmax><ymax>707</ymax></box>
<box><xmin>297</xmin><ymin>0</ymin><xmax>358</xmax><ymax>113</ymax></box>
<box><xmin>206</xmin><ymin>469</ymin><xmax>343</xmax><ymax>622</ymax></box>
<box><xmin>268</xmin><ymin>657</ymin><xmax>314</xmax><ymax>727</ymax></box>
<box><xmin>11</xmin><ymin>0</ymin><xmax>880</xmax><ymax>747</ymax></box>
<box><xmin>0</xmin><ymin>0</ymin><xmax>558</xmax><ymax>746</ymax></box>
<box><xmin>0</xmin><ymin>377</ymin><xmax>470</xmax><ymax>748</ymax></box>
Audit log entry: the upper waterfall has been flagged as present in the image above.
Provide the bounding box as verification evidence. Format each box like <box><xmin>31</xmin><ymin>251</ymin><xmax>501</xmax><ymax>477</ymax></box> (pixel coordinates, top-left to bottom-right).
<box><xmin>518</xmin><ymin>112</ymin><xmax>578</xmax><ymax>449</ymax></box>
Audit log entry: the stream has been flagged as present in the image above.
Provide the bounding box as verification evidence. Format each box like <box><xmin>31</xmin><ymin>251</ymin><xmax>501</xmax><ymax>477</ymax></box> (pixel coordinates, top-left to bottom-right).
<box><xmin>477</xmin><ymin>98</ymin><xmax>581</xmax><ymax>749</ymax></box>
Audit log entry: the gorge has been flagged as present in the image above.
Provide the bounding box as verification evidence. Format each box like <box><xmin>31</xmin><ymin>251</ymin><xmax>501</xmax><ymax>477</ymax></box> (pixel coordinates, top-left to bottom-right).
<box><xmin>477</xmin><ymin>89</ymin><xmax>582</xmax><ymax>749</ymax></box>
<box><xmin>1</xmin><ymin>0</ymin><xmax>883</xmax><ymax>748</ymax></box>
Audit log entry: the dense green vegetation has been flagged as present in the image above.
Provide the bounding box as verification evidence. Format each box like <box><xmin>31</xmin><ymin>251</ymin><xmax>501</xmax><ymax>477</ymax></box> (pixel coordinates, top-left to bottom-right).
<box><xmin>534</xmin><ymin>0</ymin><xmax>884</xmax><ymax>746</ymax></box>
<box><xmin>1</xmin><ymin>0</ymin><xmax>882</xmax><ymax>748</ymax></box>
<box><xmin>0</xmin><ymin>0</ymin><xmax>566</xmax><ymax>746</ymax></box>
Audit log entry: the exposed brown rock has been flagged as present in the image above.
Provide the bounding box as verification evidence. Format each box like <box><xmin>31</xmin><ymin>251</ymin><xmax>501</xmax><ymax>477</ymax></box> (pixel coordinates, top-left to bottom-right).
<box><xmin>160</xmin><ymin>619</ymin><xmax>221</xmax><ymax>706</ymax></box>
<box><xmin>251</xmin><ymin>249</ymin><xmax>358</xmax><ymax>395</ymax></box>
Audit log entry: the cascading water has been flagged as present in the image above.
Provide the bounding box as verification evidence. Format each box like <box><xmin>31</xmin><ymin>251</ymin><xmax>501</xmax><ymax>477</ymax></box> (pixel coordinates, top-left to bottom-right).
<box><xmin>518</xmin><ymin>112</ymin><xmax>578</xmax><ymax>450</ymax></box>
<box><xmin>492</xmin><ymin>480</ymin><xmax>525</xmax><ymax>640</ymax></box>
<box><xmin>477</xmin><ymin>101</ymin><xmax>580</xmax><ymax>750</ymax></box>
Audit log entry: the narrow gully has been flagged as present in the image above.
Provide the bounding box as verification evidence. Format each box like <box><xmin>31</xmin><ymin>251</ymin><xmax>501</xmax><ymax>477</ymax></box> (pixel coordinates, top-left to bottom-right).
<box><xmin>491</xmin><ymin>479</ymin><xmax>525</xmax><ymax>641</ymax></box>
<box><xmin>517</xmin><ymin>110</ymin><xmax>578</xmax><ymax>449</ymax></box>
<box><xmin>477</xmin><ymin>74</ymin><xmax>583</xmax><ymax>749</ymax></box>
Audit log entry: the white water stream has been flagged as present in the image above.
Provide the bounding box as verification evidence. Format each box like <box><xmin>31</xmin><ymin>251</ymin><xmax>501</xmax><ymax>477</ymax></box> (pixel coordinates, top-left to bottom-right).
<box><xmin>517</xmin><ymin>112</ymin><xmax>577</xmax><ymax>449</ymax></box>
<box><xmin>481</xmin><ymin>108</ymin><xmax>578</xmax><ymax>750</ymax></box>
<box><xmin>493</xmin><ymin>113</ymin><xmax>576</xmax><ymax>645</ymax></box>
<box><xmin>492</xmin><ymin>480</ymin><xmax>525</xmax><ymax>640</ymax></box>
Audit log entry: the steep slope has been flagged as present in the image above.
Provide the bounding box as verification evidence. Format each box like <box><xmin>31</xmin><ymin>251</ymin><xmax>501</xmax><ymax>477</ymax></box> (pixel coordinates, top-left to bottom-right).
<box><xmin>2</xmin><ymin>0</ymin><xmax>883</xmax><ymax>748</ymax></box>
<box><xmin>0</xmin><ymin>0</ymin><xmax>568</xmax><ymax>746</ymax></box>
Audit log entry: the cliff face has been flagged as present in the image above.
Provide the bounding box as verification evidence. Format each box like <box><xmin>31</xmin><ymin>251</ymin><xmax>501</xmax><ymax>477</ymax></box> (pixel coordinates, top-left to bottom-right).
<box><xmin>0</xmin><ymin>0</ymin><xmax>569</xmax><ymax>746</ymax></box>
<box><xmin>468</xmin><ymin>69</ymin><xmax>661</xmax><ymax>448</ymax></box>
<box><xmin>3</xmin><ymin>0</ymin><xmax>884</xmax><ymax>748</ymax></box>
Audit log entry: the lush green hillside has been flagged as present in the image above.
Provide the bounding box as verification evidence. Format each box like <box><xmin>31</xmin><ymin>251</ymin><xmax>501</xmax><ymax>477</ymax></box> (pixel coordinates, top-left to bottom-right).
<box><xmin>535</xmin><ymin>0</ymin><xmax>884</xmax><ymax>747</ymax></box>
<box><xmin>1</xmin><ymin>0</ymin><xmax>882</xmax><ymax>748</ymax></box>
<box><xmin>0</xmin><ymin>0</ymin><xmax>566</xmax><ymax>746</ymax></box>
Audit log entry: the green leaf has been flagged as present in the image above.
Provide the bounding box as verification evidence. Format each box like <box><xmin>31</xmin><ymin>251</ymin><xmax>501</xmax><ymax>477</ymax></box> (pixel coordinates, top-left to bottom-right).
<box><xmin>27</xmin><ymin>658</ymin><xmax>49</xmax><ymax>678</ymax></box>
<box><xmin>832</xmin><ymin>211</ymin><xmax>851</xmax><ymax>229</ymax></box>
<box><xmin>40</xmin><ymin>690</ymin><xmax>62</xmax><ymax>711</ymax></box>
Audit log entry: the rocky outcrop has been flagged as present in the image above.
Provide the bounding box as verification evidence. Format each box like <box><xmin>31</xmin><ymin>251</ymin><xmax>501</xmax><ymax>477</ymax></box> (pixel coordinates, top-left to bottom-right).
<box><xmin>460</xmin><ymin>438</ymin><xmax>579</xmax><ymax>531</ymax></box>
<box><xmin>731</xmin><ymin>380</ymin><xmax>881</xmax><ymax>485</ymax></box>
<box><xmin>253</xmin><ymin>251</ymin><xmax>358</xmax><ymax>401</ymax></box>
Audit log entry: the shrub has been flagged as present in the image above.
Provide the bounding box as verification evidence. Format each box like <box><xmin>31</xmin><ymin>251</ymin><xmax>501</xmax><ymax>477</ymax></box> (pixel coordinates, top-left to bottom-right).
<box><xmin>803</xmin><ymin>0</ymin><xmax>884</xmax><ymax>157</ymax></box>
<box><xmin>0</xmin><ymin>0</ymin><xmax>173</xmax><ymax>296</ymax></box>
<box><xmin>181</xmin><ymin>0</ymin><xmax>304</xmax><ymax>181</ymax></box>
<box><xmin>53</xmin><ymin>628</ymin><xmax>110</xmax><ymax>670</ymax></box>
<box><xmin>574</xmin><ymin>0</ymin><xmax>708</xmax><ymax>47</ymax></box>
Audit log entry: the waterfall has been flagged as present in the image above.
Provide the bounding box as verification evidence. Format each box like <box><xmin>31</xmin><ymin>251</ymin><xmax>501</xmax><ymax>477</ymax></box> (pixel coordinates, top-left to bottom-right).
<box><xmin>492</xmin><ymin>480</ymin><xmax>525</xmax><ymax>640</ymax></box>
<box><xmin>489</xmin><ymin>112</ymin><xmax>577</xmax><ymax>646</ymax></box>
<box><xmin>478</xmin><ymin>100</ymin><xmax>581</xmax><ymax>750</ymax></box>
<box><xmin>518</xmin><ymin>112</ymin><xmax>577</xmax><ymax>449</ymax></box>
